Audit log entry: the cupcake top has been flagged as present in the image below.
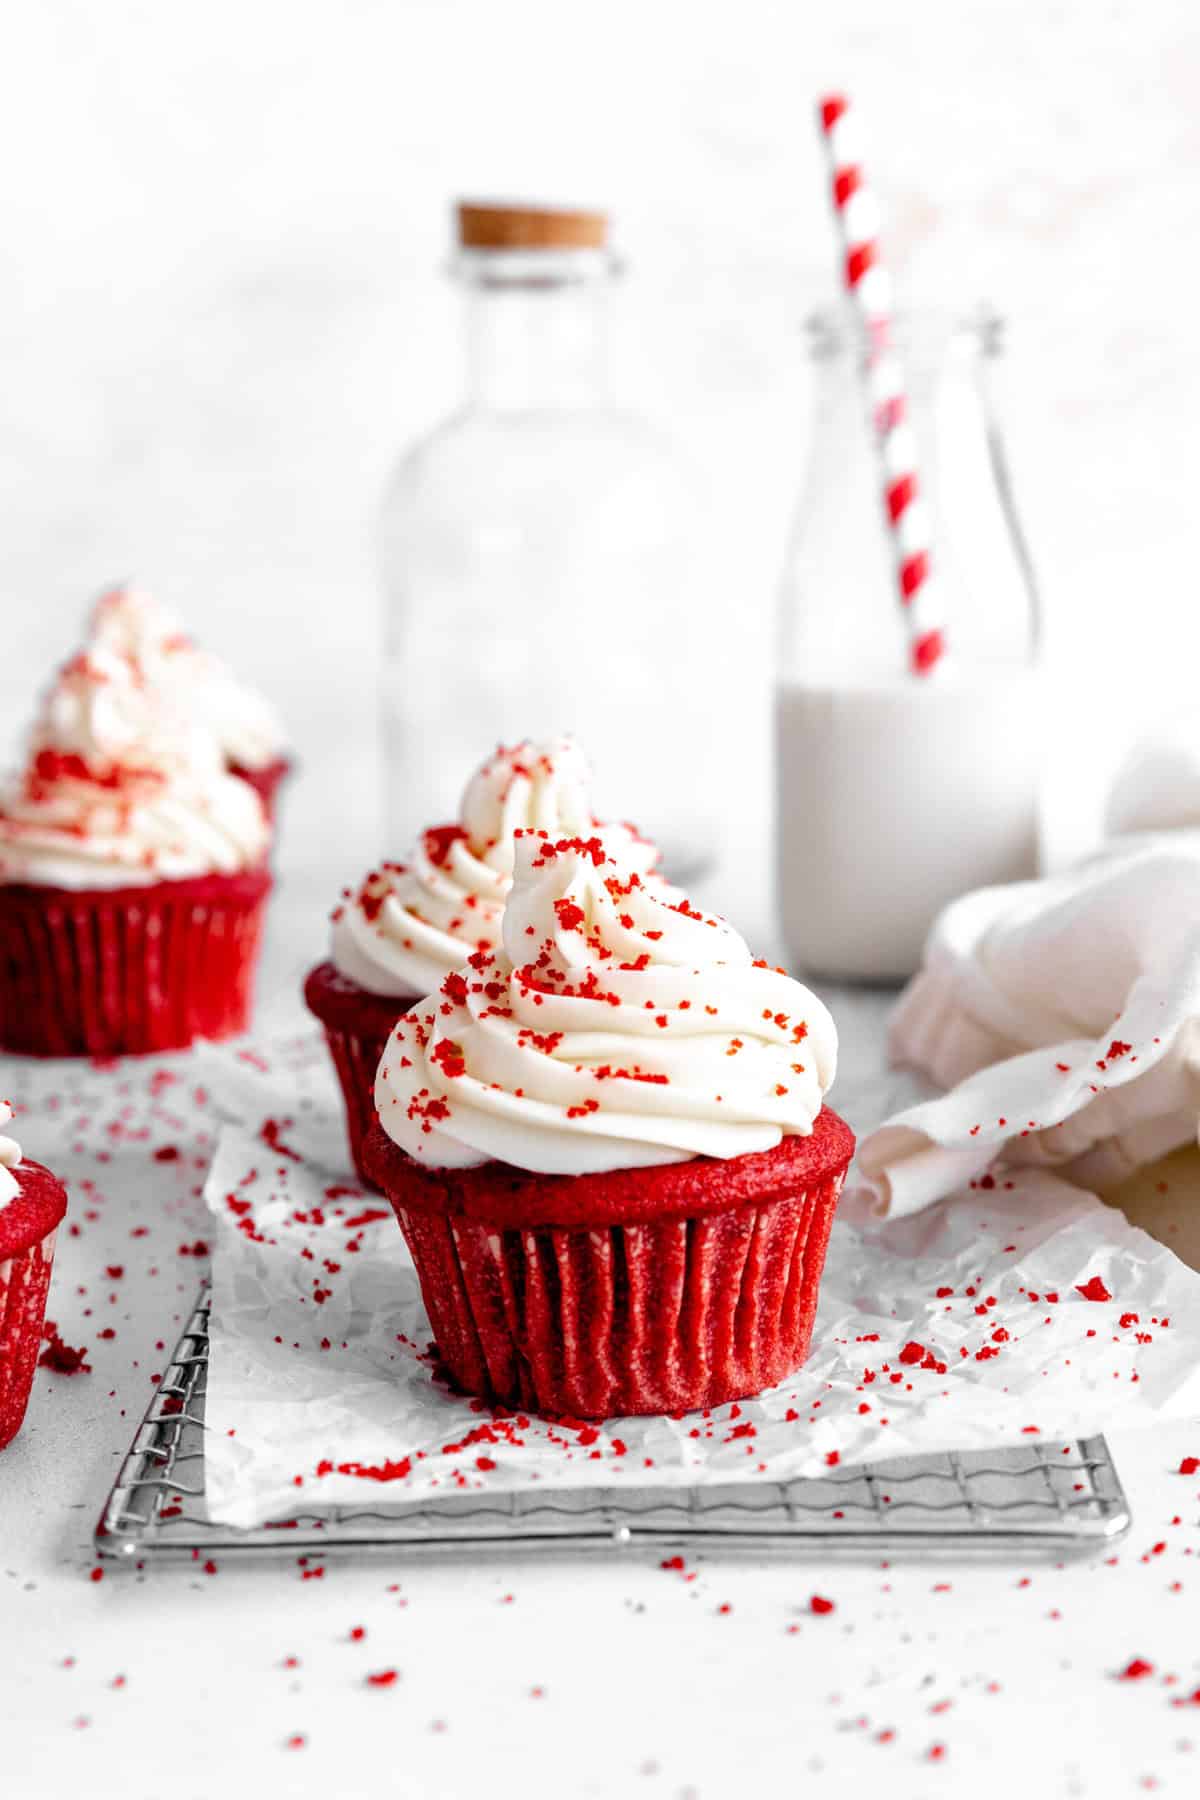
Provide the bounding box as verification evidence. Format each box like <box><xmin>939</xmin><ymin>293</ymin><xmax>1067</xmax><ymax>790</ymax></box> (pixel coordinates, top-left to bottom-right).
<box><xmin>90</xmin><ymin>584</ymin><xmax>289</xmax><ymax>773</ymax></box>
<box><xmin>374</xmin><ymin>832</ymin><xmax>838</xmax><ymax>1175</ymax></box>
<box><xmin>0</xmin><ymin>647</ymin><xmax>269</xmax><ymax>889</ymax></box>
<box><xmin>0</xmin><ymin>1102</ymin><xmax>20</xmax><ymax>1206</ymax></box>
<box><xmin>330</xmin><ymin>738</ymin><xmax>659</xmax><ymax>999</ymax></box>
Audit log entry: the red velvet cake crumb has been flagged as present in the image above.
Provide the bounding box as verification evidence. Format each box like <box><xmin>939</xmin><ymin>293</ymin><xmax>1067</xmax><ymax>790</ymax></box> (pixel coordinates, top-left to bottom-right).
<box><xmin>38</xmin><ymin>1324</ymin><xmax>90</xmax><ymax>1375</ymax></box>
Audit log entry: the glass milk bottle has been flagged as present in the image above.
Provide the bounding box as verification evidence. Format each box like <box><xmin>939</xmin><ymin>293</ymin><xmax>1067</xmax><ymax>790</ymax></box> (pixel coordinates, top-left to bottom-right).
<box><xmin>776</xmin><ymin>307</ymin><xmax>1042</xmax><ymax>982</ymax></box>
<box><xmin>378</xmin><ymin>201</ymin><xmax>721</xmax><ymax>878</ymax></box>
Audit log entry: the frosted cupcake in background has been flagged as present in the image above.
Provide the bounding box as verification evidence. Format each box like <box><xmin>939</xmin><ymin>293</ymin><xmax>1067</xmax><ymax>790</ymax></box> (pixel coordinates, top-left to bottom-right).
<box><xmin>304</xmin><ymin>738</ymin><xmax>660</xmax><ymax>1186</ymax></box>
<box><xmin>0</xmin><ymin>646</ymin><xmax>271</xmax><ymax>1055</ymax></box>
<box><xmin>365</xmin><ymin>832</ymin><xmax>853</xmax><ymax>1419</ymax></box>
<box><xmin>89</xmin><ymin>584</ymin><xmax>293</xmax><ymax>821</ymax></box>
<box><xmin>0</xmin><ymin>1101</ymin><xmax>69</xmax><ymax>1449</ymax></box>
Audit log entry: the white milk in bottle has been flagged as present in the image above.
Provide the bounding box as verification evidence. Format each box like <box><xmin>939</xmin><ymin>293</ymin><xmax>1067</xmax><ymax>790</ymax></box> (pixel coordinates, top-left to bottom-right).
<box><xmin>776</xmin><ymin>665</ymin><xmax>1041</xmax><ymax>981</ymax></box>
<box><xmin>775</xmin><ymin>309</ymin><xmax>1042</xmax><ymax>981</ymax></box>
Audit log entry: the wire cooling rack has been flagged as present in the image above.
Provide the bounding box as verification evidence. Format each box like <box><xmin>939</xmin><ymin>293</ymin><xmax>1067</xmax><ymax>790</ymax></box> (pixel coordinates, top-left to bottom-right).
<box><xmin>96</xmin><ymin>1286</ymin><xmax>1131</xmax><ymax>1563</ymax></box>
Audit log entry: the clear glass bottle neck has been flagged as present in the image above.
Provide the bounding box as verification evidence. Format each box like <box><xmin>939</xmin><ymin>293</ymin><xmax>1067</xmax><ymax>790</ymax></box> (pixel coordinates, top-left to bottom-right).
<box><xmin>782</xmin><ymin>303</ymin><xmax>1040</xmax><ymax>675</ymax></box>
<box><xmin>460</xmin><ymin>272</ymin><xmax>613</xmax><ymax>413</ymax></box>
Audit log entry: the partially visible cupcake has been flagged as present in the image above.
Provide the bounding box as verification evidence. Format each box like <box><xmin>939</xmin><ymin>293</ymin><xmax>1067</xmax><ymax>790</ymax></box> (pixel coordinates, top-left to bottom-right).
<box><xmin>0</xmin><ymin>645</ymin><xmax>271</xmax><ymax>1055</ymax></box>
<box><xmin>90</xmin><ymin>584</ymin><xmax>292</xmax><ymax>821</ymax></box>
<box><xmin>365</xmin><ymin>833</ymin><xmax>853</xmax><ymax>1418</ymax></box>
<box><xmin>0</xmin><ymin>1102</ymin><xmax>69</xmax><ymax>1449</ymax></box>
<box><xmin>305</xmin><ymin>738</ymin><xmax>659</xmax><ymax>1186</ymax></box>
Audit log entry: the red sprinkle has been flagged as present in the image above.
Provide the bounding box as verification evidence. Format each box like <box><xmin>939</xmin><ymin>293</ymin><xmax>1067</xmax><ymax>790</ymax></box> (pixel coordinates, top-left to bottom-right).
<box><xmin>261</xmin><ymin>1119</ymin><xmax>302</xmax><ymax>1162</ymax></box>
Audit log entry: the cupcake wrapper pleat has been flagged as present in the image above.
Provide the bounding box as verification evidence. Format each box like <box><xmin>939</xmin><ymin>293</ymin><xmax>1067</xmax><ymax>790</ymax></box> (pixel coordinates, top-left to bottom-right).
<box><xmin>393</xmin><ymin>1176</ymin><xmax>844</xmax><ymax>1418</ymax></box>
<box><xmin>320</xmin><ymin>1026</ymin><xmax>394</xmax><ymax>1190</ymax></box>
<box><xmin>0</xmin><ymin>878</ymin><xmax>270</xmax><ymax>1056</ymax></box>
<box><xmin>0</xmin><ymin>1230</ymin><xmax>58</xmax><ymax>1450</ymax></box>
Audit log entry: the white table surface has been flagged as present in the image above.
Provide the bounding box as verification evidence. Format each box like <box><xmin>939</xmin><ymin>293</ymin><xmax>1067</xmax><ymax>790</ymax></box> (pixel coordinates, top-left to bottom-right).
<box><xmin>5</xmin><ymin>881</ymin><xmax>1200</xmax><ymax>1800</ymax></box>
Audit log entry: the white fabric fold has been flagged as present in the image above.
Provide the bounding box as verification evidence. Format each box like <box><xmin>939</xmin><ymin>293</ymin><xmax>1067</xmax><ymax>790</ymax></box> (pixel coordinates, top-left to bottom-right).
<box><xmin>855</xmin><ymin>839</ymin><xmax>1200</xmax><ymax>1216</ymax></box>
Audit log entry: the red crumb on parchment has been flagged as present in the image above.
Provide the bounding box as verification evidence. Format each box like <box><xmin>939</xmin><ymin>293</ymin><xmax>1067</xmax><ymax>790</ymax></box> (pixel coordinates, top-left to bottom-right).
<box><xmin>260</xmin><ymin>1118</ymin><xmax>303</xmax><ymax>1162</ymax></box>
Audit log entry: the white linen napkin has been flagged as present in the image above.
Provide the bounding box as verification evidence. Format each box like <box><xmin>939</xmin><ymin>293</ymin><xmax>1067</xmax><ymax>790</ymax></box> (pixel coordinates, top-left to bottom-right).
<box><xmin>855</xmin><ymin>728</ymin><xmax>1200</xmax><ymax>1216</ymax></box>
<box><xmin>1105</xmin><ymin>716</ymin><xmax>1200</xmax><ymax>837</ymax></box>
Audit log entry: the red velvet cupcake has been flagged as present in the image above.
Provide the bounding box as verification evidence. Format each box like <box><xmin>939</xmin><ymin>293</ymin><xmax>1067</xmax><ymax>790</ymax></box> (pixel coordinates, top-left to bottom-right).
<box><xmin>365</xmin><ymin>832</ymin><xmax>851</xmax><ymax>1419</ymax></box>
<box><xmin>0</xmin><ymin>1104</ymin><xmax>69</xmax><ymax>1450</ymax></box>
<box><xmin>0</xmin><ymin>646</ymin><xmax>272</xmax><ymax>1056</ymax></box>
<box><xmin>306</xmin><ymin>739</ymin><xmax>659</xmax><ymax>1187</ymax></box>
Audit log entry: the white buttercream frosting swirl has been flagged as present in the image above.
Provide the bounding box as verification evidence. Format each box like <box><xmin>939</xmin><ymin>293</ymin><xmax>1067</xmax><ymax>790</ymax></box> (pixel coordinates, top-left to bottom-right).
<box><xmin>374</xmin><ymin>833</ymin><xmax>838</xmax><ymax>1175</ymax></box>
<box><xmin>330</xmin><ymin>738</ymin><xmax>659</xmax><ymax>998</ymax></box>
<box><xmin>91</xmin><ymin>584</ymin><xmax>289</xmax><ymax>772</ymax></box>
<box><xmin>0</xmin><ymin>649</ymin><xmax>269</xmax><ymax>889</ymax></box>
<box><xmin>0</xmin><ymin>1101</ymin><xmax>22</xmax><ymax>1206</ymax></box>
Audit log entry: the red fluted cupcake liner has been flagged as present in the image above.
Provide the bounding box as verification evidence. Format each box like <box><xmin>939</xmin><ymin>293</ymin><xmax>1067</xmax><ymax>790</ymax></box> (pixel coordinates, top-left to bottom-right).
<box><xmin>304</xmin><ymin>961</ymin><xmax>416</xmax><ymax>1188</ymax></box>
<box><xmin>0</xmin><ymin>1159</ymin><xmax>69</xmax><ymax>1450</ymax></box>
<box><xmin>229</xmin><ymin>755</ymin><xmax>293</xmax><ymax>826</ymax></box>
<box><xmin>364</xmin><ymin>1109</ymin><xmax>855</xmax><ymax>1418</ymax></box>
<box><xmin>0</xmin><ymin>868</ymin><xmax>272</xmax><ymax>1057</ymax></box>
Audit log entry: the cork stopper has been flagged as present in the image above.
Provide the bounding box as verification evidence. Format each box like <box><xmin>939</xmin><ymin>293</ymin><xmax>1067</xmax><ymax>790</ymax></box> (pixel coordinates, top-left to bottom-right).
<box><xmin>457</xmin><ymin>201</ymin><xmax>609</xmax><ymax>253</ymax></box>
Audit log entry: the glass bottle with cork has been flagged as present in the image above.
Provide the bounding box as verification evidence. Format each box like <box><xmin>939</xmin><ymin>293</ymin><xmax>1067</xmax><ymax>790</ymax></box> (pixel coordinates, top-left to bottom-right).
<box><xmin>775</xmin><ymin>305</ymin><xmax>1043</xmax><ymax>982</ymax></box>
<box><xmin>378</xmin><ymin>200</ymin><xmax>721</xmax><ymax>877</ymax></box>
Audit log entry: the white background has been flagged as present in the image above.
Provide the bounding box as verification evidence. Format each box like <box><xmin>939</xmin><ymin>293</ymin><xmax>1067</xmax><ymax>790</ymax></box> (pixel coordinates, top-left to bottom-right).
<box><xmin>3</xmin><ymin>0</ymin><xmax>1198</xmax><ymax>910</ymax></box>
<box><xmin>4</xmin><ymin>10</ymin><xmax>1200</xmax><ymax>1796</ymax></box>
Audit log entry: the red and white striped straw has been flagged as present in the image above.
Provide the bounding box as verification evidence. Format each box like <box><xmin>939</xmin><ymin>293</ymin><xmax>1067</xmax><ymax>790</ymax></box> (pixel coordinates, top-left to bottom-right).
<box><xmin>816</xmin><ymin>93</ymin><xmax>946</xmax><ymax>677</ymax></box>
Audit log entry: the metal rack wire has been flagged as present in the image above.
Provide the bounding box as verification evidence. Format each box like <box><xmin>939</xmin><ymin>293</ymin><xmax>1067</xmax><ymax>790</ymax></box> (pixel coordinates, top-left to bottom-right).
<box><xmin>96</xmin><ymin>1286</ymin><xmax>1131</xmax><ymax>1562</ymax></box>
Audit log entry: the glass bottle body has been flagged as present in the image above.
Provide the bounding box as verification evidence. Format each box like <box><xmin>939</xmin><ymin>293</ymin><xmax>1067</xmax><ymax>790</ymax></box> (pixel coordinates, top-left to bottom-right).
<box><xmin>378</xmin><ymin>251</ymin><xmax>720</xmax><ymax>876</ymax></box>
<box><xmin>775</xmin><ymin>309</ymin><xmax>1042</xmax><ymax>982</ymax></box>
